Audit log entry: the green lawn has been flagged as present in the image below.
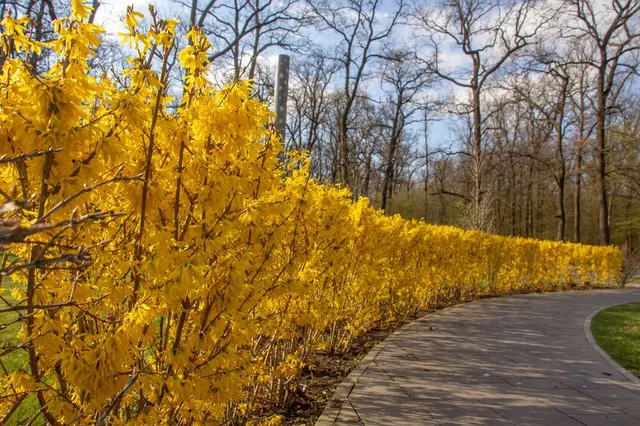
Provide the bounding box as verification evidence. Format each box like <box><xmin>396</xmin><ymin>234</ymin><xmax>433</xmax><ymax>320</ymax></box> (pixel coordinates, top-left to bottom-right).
<box><xmin>0</xmin><ymin>278</ymin><xmax>42</xmax><ymax>425</ymax></box>
<box><xmin>592</xmin><ymin>302</ymin><xmax>640</xmax><ymax>377</ymax></box>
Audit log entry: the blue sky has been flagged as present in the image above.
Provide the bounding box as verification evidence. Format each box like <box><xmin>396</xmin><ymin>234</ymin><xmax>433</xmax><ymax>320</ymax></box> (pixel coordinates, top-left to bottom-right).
<box><xmin>93</xmin><ymin>0</ymin><xmax>489</xmax><ymax>150</ymax></box>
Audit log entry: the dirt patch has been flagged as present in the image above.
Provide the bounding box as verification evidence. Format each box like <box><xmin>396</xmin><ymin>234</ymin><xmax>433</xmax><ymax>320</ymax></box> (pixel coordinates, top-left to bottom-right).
<box><xmin>277</xmin><ymin>313</ymin><xmax>428</xmax><ymax>425</ymax></box>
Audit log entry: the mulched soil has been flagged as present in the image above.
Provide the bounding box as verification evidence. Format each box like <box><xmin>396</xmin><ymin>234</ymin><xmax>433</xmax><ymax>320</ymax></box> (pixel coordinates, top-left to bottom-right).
<box><xmin>278</xmin><ymin>312</ymin><xmax>428</xmax><ymax>425</ymax></box>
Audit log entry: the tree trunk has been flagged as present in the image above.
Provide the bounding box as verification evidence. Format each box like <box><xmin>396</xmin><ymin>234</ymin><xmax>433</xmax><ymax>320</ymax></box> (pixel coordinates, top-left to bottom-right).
<box><xmin>535</xmin><ymin>180</ymin><xmax>543</xmax><ymax>238</ymax></box>
<box><xmin>362</xmin><ymin>148</ymin><xmax>372</xmax><ymax>198</ymax></box>
<box><xmin>625</xmin><ymin>185</ymin><xmax>633</xmax><ymax>247</ymax></box>
<box><xmin>509</xmin><ymin>160</ymin><xmax>517</xmax><ymax>236</ymax></box>
<box><xmin>595</xmin><ymin>65</ymin><xmax>610</xmax><ymax>245</ymax></box>
<box><xmin>338</xmin><ymin>114</ymin><xmax>350</xmax><ymax>187</ymax></box>
<box><xmin>381</xmin><ymin>98</ymin><xmax>403</xmax><ymax>212</ymax></box>
<box><xmin>424</xmin><ymin>135</ymin><xmax>429</xmax><ymax>221</ymax></box>
<box><xmin>574</xmin><ymin>149</ymin><xmax>582</xmax><ymax>243</ymax></box>
<box><xmin>471</xmin><ymin>88</ymin><xmax>483</xmax><ymax>227</ymax></box>
<box><xmin>554</xmin><ymin>78</ymin><xmax>568</xmax><ymax>242</ymax></box>
<box><xmin>608</xmin><ymin>184</ymin><xmax>617</xmax><ymax>237</ymax></box>
<box><xmin>248</xmin><ymin>19</ymin><xmax>261</xmax><ymax>80</ymax></box>
<box><xmin>574</xmin><ymin>79</ymin><xmax>586</xmax><ymax>244</ymax></box>
<box><xmin>525</xmin><ymin>164</ymin><xmax>533</xmax><ymax>238</ymax></box>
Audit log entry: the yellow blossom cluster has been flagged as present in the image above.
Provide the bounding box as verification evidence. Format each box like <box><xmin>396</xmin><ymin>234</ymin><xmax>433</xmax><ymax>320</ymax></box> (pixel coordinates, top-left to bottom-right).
<box><xmin>0</xmin><ymin>3</ymin><xmax>621</xmax><ymax>425</ymax></box>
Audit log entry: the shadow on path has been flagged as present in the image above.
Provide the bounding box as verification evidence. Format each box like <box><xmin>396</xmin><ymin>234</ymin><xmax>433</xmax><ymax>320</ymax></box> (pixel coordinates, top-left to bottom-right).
<box><xmin>316</xmin><ymin>290</ymin><xmax>640</xmax><ymax>426</ymax></box>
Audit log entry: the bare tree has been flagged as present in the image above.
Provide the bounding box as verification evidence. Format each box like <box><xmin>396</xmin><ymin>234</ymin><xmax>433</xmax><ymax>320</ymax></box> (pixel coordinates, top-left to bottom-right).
<box><xmin>287</xmin><ymin>51</ymin><xmax>338</xmax><ymax>161</ymax></box>
<box><xmin>420</xmin><ymin>104</ymin><xmax>443</xmax><ymax>221</ymax></box>
<box><xmin>564</xmin><ymin>0</ymin><xmax>640</xmax><ymax>244</ymax></box>
<box><xmin>306</xmin><ymin>0</ymin><xmax>405</xmax><ymax>188</ymax></box>
<box><xmin>379</xmin><ymin>49</ymin><xmax>430</xmax><ymax>211</ymax></box>
<box><xmin>181</xmin><ymin>0</ymin><xmax>309</xmax><ymax>81</ymax></box>
<box><xmin>415</xmin><ymin>0</ymin><xmax>549</xmax><ymax>229</ymax></box>
<box><xmin>551</xmin><ymin>68</ymin><xmax>571</xmax><ymax>241</ymax></box>
<box><xmin>567</xmin><ymin>59</ymin><xmax>597</xmax><ymax>243</ymax></box>
<box><xmin>511</xmin><ymin>61</ymin><xmax>571</xmax><ymax>240</ymax></box>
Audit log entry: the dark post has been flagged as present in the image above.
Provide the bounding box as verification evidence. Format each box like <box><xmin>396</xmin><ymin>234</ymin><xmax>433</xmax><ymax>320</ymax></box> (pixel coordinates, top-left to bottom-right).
<box><xmin>274</xmin><ymin>54</ymin><xmax>290</xmax><ymax>141</ymax></box>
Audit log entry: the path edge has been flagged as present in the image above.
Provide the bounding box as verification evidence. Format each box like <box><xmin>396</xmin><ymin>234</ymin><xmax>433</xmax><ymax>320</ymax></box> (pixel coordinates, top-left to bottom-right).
<box><xmin>315</xmin><ymin>289</ymin><xmax>640</xmax><ymax>425</ymax></box>
<box><xmin>583</xmin><ymin>301</ymin><xmax>640</xmax><ymax>386</ymax></box>
<box><xmin>313</xmin><ymin>311</ymin><xmax>437</xmax><ymax>425</ymax></box>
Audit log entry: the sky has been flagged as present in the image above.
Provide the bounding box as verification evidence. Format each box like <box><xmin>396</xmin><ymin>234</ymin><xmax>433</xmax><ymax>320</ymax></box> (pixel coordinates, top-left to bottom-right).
<box><xmin>90</xmin><ymin>0</ymin><xmax>600</xmax><ymax>151</ymax></box>
<box><xmin>91</xmin><ymin>0</ymin><xmax>467</xmax><ymax>148</ymax></box>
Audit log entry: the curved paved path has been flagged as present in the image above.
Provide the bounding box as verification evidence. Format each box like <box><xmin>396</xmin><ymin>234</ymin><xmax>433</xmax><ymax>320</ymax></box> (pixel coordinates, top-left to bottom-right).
<box><xmin>316</xmin><ymin>289</ymin><xmax>640</xmax><ymax>426</ymax></box>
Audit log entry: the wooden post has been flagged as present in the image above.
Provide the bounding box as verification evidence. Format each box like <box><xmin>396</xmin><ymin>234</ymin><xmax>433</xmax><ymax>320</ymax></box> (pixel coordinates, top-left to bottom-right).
<box><xmin>274</xmin><ymin>54</ymin><xmax>290</xmax><ymax>141</ymax></box>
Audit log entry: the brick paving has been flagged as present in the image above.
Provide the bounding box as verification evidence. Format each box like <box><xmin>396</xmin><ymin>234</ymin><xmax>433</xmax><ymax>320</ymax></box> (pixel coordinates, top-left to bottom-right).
<box><xmin>316</xmin><ymin>290</ymin><xmax>640</xmax><ymax>426</ymax></box>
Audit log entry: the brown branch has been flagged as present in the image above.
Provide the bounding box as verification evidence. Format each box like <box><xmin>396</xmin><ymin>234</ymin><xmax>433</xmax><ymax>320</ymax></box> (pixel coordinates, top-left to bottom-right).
<box><xmin>0</xmin><ymin>211</ymin><xmax>124</xmax><ymax>246</ymax></box>
<box><xmin>0</xmin><ymin>148</ymin><xmax>63</xmax><ymax>165</ymax></box>
<box><xmin>96</xmin><ymin>373</ymin><xmax>139</xmax><ymax>426</ymax></box>
<box><xmin>132</xmin><ymin>14</ymin><xmax>174</xmax><ymax>306</ymax></box>
<box><xmin>0</xmin><ymin>393</ymin><xmax>26</xmax><ymax>424</ymax></box>
<box><xmin>39</xmin><ymin>169</ymin><xmax>142</xmax><ymax>223</ymax></box>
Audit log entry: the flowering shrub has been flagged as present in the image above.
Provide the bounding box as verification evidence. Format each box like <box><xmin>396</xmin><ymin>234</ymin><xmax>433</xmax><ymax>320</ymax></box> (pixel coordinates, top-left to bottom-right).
<box><xmin>0</xmin><ymin>3</ymin><xmax>621</xmax><ymax>424</ymax></box>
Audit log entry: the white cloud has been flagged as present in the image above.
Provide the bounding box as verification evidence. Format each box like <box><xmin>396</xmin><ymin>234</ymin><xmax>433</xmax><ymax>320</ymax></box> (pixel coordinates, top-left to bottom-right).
<box><xmin>94</xmin><ymin>0</ymin><xmax>168</xmax><ymax>37</ymax></box>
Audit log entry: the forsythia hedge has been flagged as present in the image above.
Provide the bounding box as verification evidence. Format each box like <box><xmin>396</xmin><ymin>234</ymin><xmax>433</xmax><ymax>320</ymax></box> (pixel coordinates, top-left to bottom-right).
<box><xmin>0</xmin><ymin>3</ymin><xmax>621</xmax><ymax>425</ymax></box>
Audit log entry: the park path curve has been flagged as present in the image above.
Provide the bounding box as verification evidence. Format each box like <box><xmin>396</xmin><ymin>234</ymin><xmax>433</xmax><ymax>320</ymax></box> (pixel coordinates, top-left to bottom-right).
<box><xmin>316</xmin><ymin>289</ymin><xmax>640</xmax><ymax>426</ymax></box>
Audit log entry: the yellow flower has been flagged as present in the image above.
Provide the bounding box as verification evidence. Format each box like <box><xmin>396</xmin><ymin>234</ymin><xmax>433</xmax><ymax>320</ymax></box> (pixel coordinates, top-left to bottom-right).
<box><xmin>0</xmin><ymin>6</ymin><xmax>621</xmax><ymax>425</ymax></box>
